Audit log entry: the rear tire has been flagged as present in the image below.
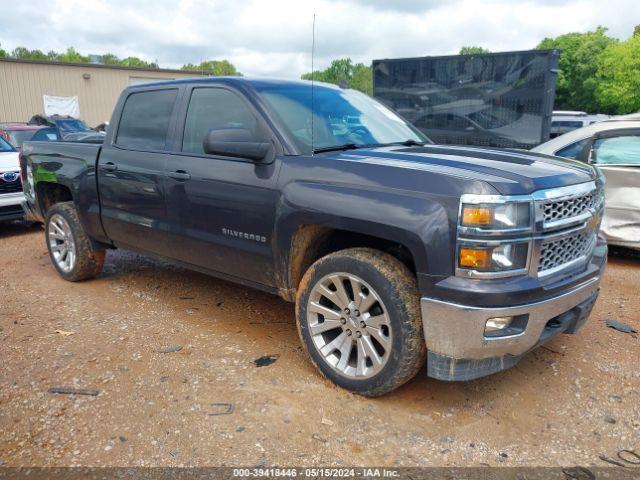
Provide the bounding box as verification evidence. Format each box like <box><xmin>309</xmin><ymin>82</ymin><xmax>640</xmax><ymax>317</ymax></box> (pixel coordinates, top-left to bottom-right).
<box><xmin>296</xmin><ymin>248</ymin><xmax>426</xmax><ymax>397</ymax></box>
<box><xmin>45</xmin><ymin>202</ymin><xmax>105</xmax><ymax>282</ymax></box>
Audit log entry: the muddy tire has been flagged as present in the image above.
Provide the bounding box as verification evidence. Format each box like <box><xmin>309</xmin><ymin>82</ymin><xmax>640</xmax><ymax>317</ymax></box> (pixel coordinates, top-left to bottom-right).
<box><xmin>296</xmin><ymin>248</ymin><xmax>426</xmax><ymax>397</ymax></box>
<box><xmin>45</xmin><ymin>202</ymin><xmax>105</xmax><ymax>282</ymax></box>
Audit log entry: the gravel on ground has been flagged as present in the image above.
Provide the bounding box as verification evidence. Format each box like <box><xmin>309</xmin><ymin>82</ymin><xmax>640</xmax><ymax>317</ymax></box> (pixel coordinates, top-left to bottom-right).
<box><xmin>1</xmin><ymin>222</ymin><xmax>638</xmax><ymax>467</ymax></box>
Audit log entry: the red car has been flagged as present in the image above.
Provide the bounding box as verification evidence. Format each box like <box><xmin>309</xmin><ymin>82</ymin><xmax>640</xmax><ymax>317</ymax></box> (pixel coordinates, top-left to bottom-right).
<box><xmin>0</xmin><ymin>123</ymin><xmax>46</xmax><ymax>151</ymax></box>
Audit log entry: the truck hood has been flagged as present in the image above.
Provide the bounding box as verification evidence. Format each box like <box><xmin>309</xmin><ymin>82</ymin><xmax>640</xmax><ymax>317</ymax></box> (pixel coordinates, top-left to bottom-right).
<box><xmin>0</xmin><ymin>151</ymin><xmax>20</xmax><ymax>173</ymax></box>
<box><xmin>332</xmin><ymin>144</ymin><xmax>596</xmax><ymax>195</ymax></box>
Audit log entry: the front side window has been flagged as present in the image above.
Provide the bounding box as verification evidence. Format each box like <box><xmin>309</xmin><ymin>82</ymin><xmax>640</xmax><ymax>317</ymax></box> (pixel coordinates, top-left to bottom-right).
<box><xmin>555</xmin><ymin>138</ymin><xmax>590</xmax><ymax>159</ymax></box>
<box><xmin>116</xmin><ymin>89</ymin><xmax>178</xmax><ymax>150</ymax></box>
<box><xmin>594</xmin><ymin>135</ymin><xmax>640</xmax><ymax>165</ymax></box>
<box><xmin>255</xmin><ymin>84</ymin><xmax>427</xmax><ymax>154</ymax></box>
<box><xmin>182</xmin><ymin>88</ymin><xmax>258</xmax><ymax>154</ymax></box>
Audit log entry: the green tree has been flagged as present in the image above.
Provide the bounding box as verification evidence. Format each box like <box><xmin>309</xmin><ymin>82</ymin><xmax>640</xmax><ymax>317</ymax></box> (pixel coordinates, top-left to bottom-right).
<box><xmin>99</xmin><ymin>53</ymin><xmax>122</xmax><ymax>65</ymax></box>
<box><xmin>0</xmin><ymin>44</ymin><xmax>164</xmax><ymax>68</ymax></box>
<box><xmin>56</xmin><ymin>47</ymin><xmax>90</xmax><ymax>63</ymax></box>
<box><xmin>0</xmin><ymin>43</ymin><xmax>6</xmax><ymax>58</ymax></box>
<box><xmin>11</xmin><ymin>46</ymin><xmax>48</xmax><ymax>60</ymax></box>
<box><xmin>537</xmin><ymin>27</ymin><xmax>617</xmax><ymax>112</ymax></box>
<box><xmin>120</xmin><ymin>56</ymin><xmax>158</xmax><ymax>68</ymax></box>
<box><xmin>301</xmin><ymin>58</ymin><xmax>373</xmax><ymax>95</ymax></box>
<box><xmin>181</xmin><ymin>59</ymin><xmax>241</xmax><ymax>76</ymax></box>
<box><xmin>595</xmin><ymin>34</ymin><xmax>640</xmax><ymax>114</ymax></box>
<box><xmin>351</xmin><ymin>62</ymin><xmax>373</xmax><ymax>95</ymax></box>
<box><xmin>634</xmin><ymin>24</ymin><xmax>640</xmax><ymax>38</ymax></box>
<box><xmin>459</xmin><ymin>46</ymin><xmax>490</xmax><ymax>55</ymax></box>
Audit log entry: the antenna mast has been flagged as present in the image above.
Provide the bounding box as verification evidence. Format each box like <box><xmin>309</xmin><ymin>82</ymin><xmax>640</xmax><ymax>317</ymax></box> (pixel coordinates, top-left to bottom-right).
<box><xmin>311</xmin><ymin>13</ymin><xmax>316</xmax><ymax>155</ymax></box>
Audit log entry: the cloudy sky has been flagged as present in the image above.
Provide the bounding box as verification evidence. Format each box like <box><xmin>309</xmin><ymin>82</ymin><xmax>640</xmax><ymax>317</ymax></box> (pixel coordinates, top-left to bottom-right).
<box><xmin>1</xmin><ymin>0</ymin><xmax>637</xmax><ymax>77</ymax></box>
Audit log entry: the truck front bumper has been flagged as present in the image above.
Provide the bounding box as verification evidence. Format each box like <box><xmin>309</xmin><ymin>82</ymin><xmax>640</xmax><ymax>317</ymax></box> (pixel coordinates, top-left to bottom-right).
<box><xmin>422</xmin><ymin>260</ymin><xmax>604</xmax><ymax>381</ymax></box>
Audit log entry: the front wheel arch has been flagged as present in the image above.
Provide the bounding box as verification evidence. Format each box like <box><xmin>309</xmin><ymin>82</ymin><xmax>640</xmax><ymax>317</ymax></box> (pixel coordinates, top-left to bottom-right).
<box><xmin>295</xmin><ymin>247</ymin><xmax>426</xmax><ymax>396</ymax></box>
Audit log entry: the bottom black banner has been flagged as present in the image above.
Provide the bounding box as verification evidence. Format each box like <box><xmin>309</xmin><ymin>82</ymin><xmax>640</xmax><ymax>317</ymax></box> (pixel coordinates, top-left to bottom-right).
<box><xmin>0</xmin><ymin>467</ymin><xmax>638</xmax><ymax>480</ymax></box>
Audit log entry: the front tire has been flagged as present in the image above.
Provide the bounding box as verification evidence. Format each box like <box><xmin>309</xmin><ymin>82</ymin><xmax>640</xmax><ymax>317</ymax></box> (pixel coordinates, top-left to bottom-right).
<box><xmin>45</xmin><ymin>202</ymin><xmax>105</xmax><ymax>282</ymax></box>
<box><xmin>296</xmin><ymin>248</ymin><xmax>426</xmax><ymax>397</ymax></box>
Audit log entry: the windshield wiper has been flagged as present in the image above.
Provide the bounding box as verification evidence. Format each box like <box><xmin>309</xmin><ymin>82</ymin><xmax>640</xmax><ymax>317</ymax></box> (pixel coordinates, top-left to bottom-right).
<box><xmin>312</xmin><ymin>139</ymin><xmax>426</xmax><ymax>154</ymax></box>
<box><xmin>313</xmin><ymin>143</ymin><xmax>363</xmax><ymax>154</ymax></box>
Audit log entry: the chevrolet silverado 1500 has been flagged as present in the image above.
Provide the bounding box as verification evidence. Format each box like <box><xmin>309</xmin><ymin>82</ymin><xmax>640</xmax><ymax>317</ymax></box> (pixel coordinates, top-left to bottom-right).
<box><xmin>21</xmin><ymin>78</ymin><xmax>607</xmax><ymax>396</ymax></box>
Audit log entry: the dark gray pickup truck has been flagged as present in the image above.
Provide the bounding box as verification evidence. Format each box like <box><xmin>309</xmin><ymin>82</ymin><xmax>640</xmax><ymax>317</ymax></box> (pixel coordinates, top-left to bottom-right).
<box><xmin>21</xmin><ymin>78</ymin><xmax>607</xmax><ymax>396</ymax></box>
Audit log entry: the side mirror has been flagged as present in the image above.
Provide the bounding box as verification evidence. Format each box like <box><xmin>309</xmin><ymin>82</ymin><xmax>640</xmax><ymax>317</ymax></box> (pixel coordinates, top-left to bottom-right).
<box><xmin>203</xmin><ymin>128</ymin><xmax>270</xmax><ymax>161</ymax></box>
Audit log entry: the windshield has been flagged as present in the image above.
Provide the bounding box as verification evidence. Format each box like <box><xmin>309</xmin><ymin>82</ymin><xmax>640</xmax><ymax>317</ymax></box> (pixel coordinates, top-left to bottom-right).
<box><xmin>255</xmin><ymin>83</ymin><xmax>428</xmax><ymax>154</ymax></box>
<box><xmin>0</xmin><ymin>136</ymin><xmax>16</xmax><ymax>152</ymax></box>
<box><xmin>56</xmin><ymin>119</ymin><xmax>91</xmax><ymax>134</ymax></box>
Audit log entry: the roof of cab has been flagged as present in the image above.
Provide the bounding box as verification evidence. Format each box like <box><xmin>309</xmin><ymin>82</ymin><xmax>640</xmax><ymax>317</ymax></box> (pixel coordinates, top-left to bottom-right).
<box><xmin>125</xmin><ymin>76</ymin><xmax>339</xmax><ymax>91</ymax></box>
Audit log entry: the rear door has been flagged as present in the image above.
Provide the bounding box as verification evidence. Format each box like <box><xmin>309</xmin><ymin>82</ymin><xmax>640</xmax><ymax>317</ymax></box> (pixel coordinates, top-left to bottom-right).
<box><xmin>98</xmin><ymin>87</ymin><xmax>180</xmax><ymax>256</ymax></box>
<box><xmin>164</xmin><ymin>85</ymin><xmax>281</xmax><ymax>286</ymax></box>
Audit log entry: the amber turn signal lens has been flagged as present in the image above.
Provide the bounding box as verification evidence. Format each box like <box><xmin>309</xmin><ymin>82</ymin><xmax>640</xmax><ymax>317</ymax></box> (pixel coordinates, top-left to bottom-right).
<box><xmin>462</xmin><ymin>206</ymin><xmax>494</xmax><ymax>226</ymax></box>
<box><xmin>459</xmin><ymin>248</ymin><xmax>491</xmax><ymax>268</ymax></box>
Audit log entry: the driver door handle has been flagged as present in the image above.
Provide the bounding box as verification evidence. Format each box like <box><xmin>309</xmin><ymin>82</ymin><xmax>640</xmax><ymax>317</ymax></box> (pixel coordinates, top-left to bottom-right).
<box><xmin>167</xmin><ymin>170</ymin><xmax>191</xmax><ymax>181</ymax></box>
<box><xmin>102</xmin><ymin>161</ymin><xmax>118</xmax><ymax>171</ymax></box>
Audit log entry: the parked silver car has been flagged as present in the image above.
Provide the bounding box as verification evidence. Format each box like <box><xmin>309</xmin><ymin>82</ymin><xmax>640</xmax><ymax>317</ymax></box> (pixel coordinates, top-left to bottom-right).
<box><xmin>532</xmin><ymin>119</ymin><xmax>640</xmax><ymax>249</ymax></box>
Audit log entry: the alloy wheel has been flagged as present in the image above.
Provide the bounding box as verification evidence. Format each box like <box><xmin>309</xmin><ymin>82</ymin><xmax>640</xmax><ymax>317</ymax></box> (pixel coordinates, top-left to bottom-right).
<box><xmin>48</xmin><ymin>213</ymin><xmax>76</xmax><ymax>273</ymax></box>
<box><xmin>306</xmin><ymin>272</ymin><xmax>392</xmax><ymax>379</ymax></box>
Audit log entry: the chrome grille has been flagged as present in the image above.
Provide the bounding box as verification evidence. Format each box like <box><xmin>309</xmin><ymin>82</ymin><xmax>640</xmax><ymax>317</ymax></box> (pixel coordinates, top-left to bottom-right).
<box><xmin>542</xmin><ymin>191</ymin><xmax>598</xmax><ymax>226</ymax></box>
<box><xmin>0</xmin><ymin>179</ymin><xmax>22</xmax><ymax>194</ymax></box>
<box><xmin>538</xmin><ymin>231</ymin><xmax>595</xmax><ymax>274</ymax></box>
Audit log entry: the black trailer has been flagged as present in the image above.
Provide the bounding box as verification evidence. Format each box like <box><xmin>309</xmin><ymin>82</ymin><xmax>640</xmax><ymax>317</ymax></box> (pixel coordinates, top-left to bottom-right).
<box><xmin>373</xmin><ymin>49</ymin><xmax>559</xmax><ymax>149</ymax></box>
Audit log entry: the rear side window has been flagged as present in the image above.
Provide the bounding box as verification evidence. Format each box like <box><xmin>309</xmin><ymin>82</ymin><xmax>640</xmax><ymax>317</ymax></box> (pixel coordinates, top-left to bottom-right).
<box><xmin>555</xmin><ymin>138</ymin><xmax>590</xmax><ymax>159</ymax></box>
<box><xmin>182</xmin><ymin>88</ymin><xmax>258</xmax><ymax>154</ymax></box>
<box><xmin>117</xmin><ymin>89</ymin><xmax>178</xmax><ymax>150</ymax></box>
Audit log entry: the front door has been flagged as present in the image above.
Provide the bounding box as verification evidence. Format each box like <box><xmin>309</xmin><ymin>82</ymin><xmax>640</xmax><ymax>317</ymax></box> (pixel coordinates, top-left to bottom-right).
<box><xmin>164</xmin><ymin>86</ymin><xmax>280</xmax><ymax>286</ymax></box>
<box><xmin>98</xmin><ymin>87</ymin><xmax>179</xmax><ymax>257</ymax></box>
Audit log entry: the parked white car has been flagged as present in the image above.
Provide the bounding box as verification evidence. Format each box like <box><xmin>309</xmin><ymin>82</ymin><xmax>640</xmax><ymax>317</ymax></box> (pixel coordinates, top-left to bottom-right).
<box><xmin>532</xmin><ymin>119</ymin><xmax>640</xmax><ymax>250</ymax></box>
<box><xmin>0</xmin><ymin>136</ymin><xmax>25</xmax><ymax>222</ymax></box>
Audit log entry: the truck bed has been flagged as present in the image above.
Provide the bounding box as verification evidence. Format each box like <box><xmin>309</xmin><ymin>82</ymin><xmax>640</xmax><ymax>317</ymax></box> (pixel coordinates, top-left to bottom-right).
<box><xmin>21</xmin><ymin>140</ymin><xmax>103</xmax><ymax>237</ymax></box>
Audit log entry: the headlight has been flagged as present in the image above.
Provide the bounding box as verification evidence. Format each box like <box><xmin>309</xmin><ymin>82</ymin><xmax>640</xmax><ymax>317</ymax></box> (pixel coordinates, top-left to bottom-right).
<box><xmin>458</xmin><ymin>242</ymin><xmax>529</xmax><ymax>273</ymax></box>
<box><xmin>456</xmin><ymin>195</ymin><xmax>533</xmax><ymax>278</ymax></box>
<box><xmin>460</xmin><ymin>202</ymin><xmax>531</xmax><ymax>230</ymax></box>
